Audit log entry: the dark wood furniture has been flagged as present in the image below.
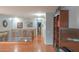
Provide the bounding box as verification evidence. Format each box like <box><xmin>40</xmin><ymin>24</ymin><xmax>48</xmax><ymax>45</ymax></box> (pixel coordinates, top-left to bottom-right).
<box><xmin>54</xmin><ymin>10</ymin><xmax>79</xmax><ymax>51</ymax></box>
<box><xmin>60</xmin><ymin>28</ymin><xmax>79</xmax><ymax>52</ymax></box>
<box><xmin>53</xmin><ymin>10</ymin><xmax>69</xmax><ymax>50</ymax></box>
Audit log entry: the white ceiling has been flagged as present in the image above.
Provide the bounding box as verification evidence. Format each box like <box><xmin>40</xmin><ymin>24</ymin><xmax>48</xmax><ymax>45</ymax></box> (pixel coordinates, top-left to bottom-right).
<box><xmin>0</xmin><ymin>6</ymin><xmax>58</xmax><ymax>18</ymax></box>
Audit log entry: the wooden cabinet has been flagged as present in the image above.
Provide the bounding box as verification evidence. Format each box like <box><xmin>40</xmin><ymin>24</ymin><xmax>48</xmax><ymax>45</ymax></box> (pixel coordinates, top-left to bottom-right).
<box><xmin>60</xmin><ymin>28</ymin><xmax>79</xmax><ymax>52</ymax></box>
<box><xmin>53</xmin><ymin>10</ymin><xmax>69</xmax><ymax>50</ymax></box>
<box><xmin>54</xmin><ymin>10</ymin><xmax>79</xmax><ymax>51</ymax></box>
<box><xmin>60</xmin><ymin>10</ymin><xmax>69</xmax><ymax>27</ymax></box>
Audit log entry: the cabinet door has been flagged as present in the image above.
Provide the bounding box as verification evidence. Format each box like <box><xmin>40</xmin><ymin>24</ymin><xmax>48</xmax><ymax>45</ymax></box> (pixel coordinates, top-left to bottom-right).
<box><xmin>60</xmin><ymin>10</ymin><xmax>69</xmax><ymax>28</ymax></box>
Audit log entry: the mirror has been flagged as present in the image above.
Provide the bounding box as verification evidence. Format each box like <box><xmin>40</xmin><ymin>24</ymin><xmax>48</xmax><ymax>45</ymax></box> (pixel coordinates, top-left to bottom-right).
<box><xmin>3</xmin><ymin>20</ymin><xmax>8</xmax><ymax>27</ymax></box>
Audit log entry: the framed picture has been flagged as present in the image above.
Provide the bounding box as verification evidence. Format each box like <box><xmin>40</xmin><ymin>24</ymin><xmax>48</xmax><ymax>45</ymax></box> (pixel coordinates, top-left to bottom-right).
<box><xmin>17</xmin><ymin>22</ymin><xmax>23</xmax><ymax>28</ymax></box>
<box><xmin>27</xmin><ymin>22</ymin><xmax>33</xmax><ymax>27</ymax></box>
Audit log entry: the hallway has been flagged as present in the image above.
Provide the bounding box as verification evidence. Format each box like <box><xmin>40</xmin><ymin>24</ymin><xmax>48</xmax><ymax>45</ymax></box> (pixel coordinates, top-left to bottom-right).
<box><xmin>0</xmin><ymin>6</ymin><xmax>56</xmax><ymax>52</ymax></box>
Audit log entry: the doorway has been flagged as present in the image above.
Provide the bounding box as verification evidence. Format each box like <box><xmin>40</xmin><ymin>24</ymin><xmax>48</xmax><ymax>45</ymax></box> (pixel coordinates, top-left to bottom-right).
<box><xmin>37</xmin><ymin>22</ymin><xmax>41</xmax><ymax>35</ymax></box>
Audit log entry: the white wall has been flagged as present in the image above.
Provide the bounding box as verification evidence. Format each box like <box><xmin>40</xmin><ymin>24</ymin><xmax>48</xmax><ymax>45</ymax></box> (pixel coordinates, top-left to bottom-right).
<box><xmin>46</xmin><ymin>12</ymin><xmax>53</xmax><ymax>45</ymax></box>
<box><xmin>0</xmin><ymin>15</ymin><xmax>12</xmax><ymax>31</ymax></box>
<box><xmin>0</xmin><ymin>15</ymin><xmax>35</xmax><ymax>31</ymax></box>
<box><xmin>12</xmin><ymin>17</ymin><xmax>34</xmax><ymax>29</ymax></box>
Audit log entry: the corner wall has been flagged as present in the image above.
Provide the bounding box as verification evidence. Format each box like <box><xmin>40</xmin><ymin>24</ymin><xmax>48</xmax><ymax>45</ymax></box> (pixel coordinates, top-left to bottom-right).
<box><xmin>46</xmin><ymin>12</ymin><xmax>53</xmax><ymax>45</ymax></box>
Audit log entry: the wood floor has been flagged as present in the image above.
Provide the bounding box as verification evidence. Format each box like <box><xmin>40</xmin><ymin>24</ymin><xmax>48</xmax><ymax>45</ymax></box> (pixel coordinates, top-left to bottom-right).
<box><xmin>0</xmin><ymin>35</ymin><xmax>55</xmax><ymax>52</ymax></box>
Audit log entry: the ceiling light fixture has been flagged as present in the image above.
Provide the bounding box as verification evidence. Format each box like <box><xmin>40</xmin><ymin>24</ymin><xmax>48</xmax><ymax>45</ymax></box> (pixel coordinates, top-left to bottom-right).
<box><xmin>33</xmin><ymin>13</ymin><xmax>45</xmax><ymax>17</ymax></box>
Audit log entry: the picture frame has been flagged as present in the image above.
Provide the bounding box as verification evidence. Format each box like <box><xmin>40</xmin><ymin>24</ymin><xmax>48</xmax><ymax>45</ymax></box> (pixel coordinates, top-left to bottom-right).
<box><xmin>27</xmin><ymin>22</ymin><xmax>33</xmax><ymax>27</ymax></box>
<box><xmin>17</xmin><ymin>22</ymin><xmax>23</xmax><ymax>28</ymax></box>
